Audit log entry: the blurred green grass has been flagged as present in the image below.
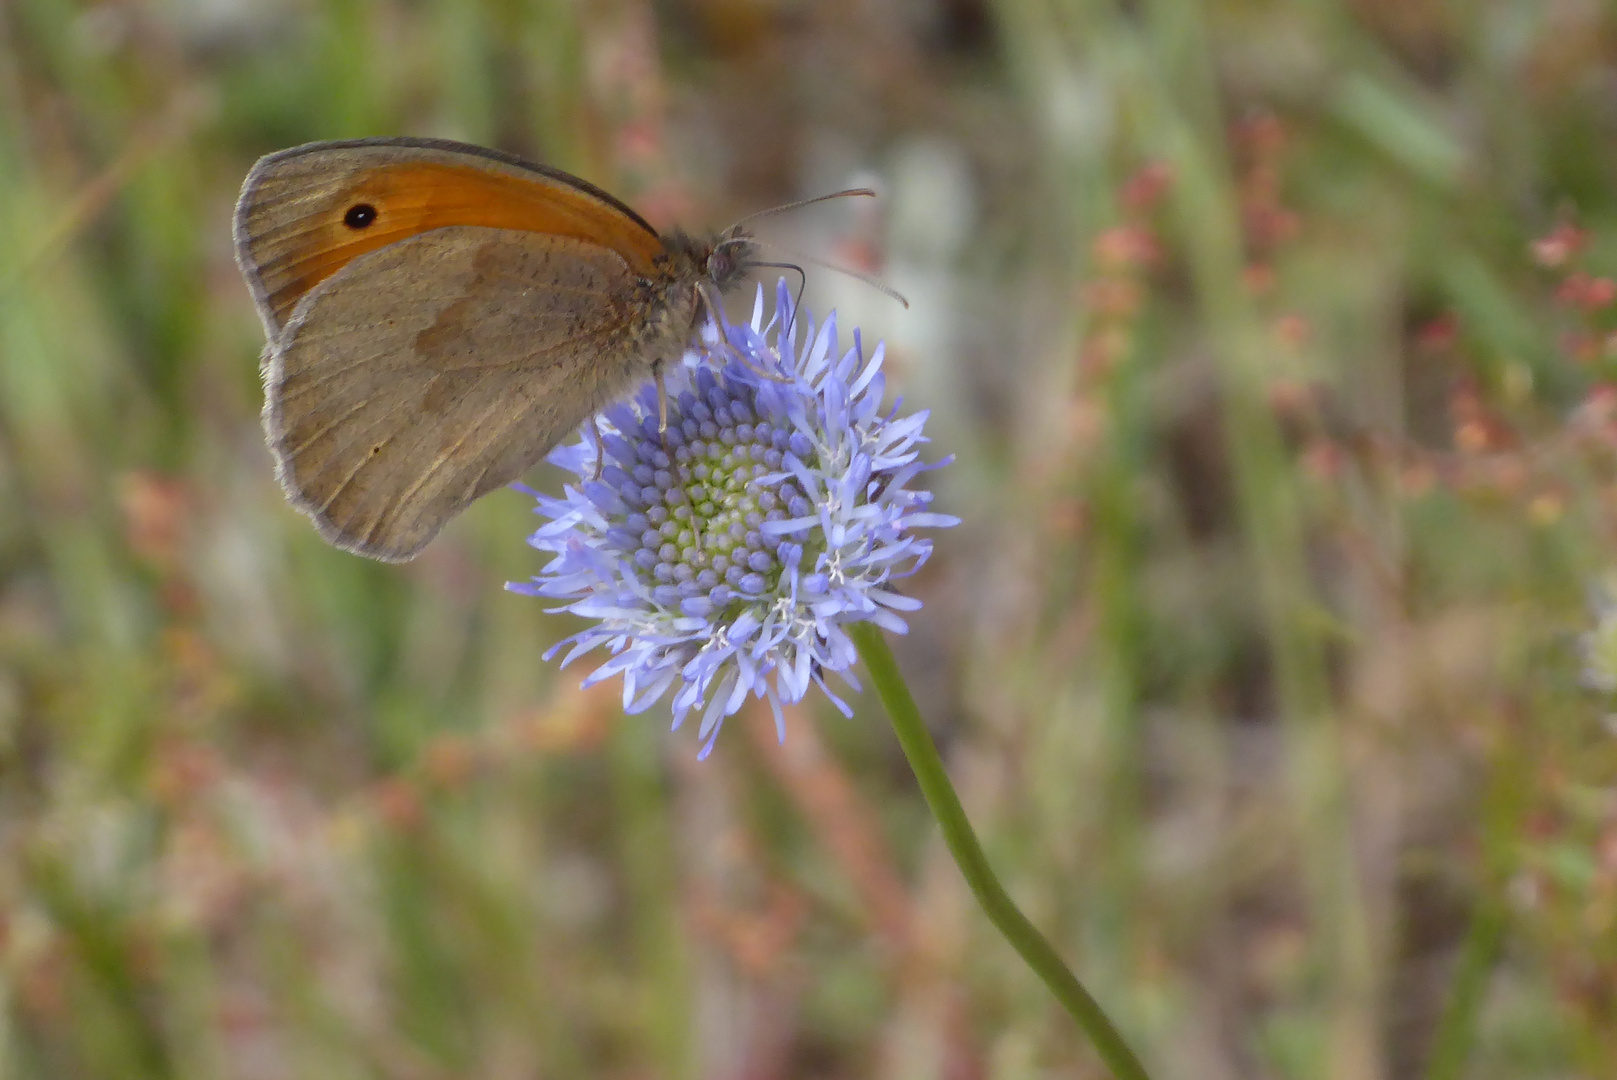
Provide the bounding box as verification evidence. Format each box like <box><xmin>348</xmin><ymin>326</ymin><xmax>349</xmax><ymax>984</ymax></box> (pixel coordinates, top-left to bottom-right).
<box><xmin>2</xmin><ymin>0</ymin><xmax>1616</xmax><ymax>1077</ymax></box>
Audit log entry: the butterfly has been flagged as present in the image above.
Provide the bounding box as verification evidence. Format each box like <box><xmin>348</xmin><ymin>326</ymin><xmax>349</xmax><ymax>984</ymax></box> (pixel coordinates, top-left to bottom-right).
<box><xmin>235</xmin><ymin>136</ymin><xmax>872</xmax><ymax>562</ymax></box>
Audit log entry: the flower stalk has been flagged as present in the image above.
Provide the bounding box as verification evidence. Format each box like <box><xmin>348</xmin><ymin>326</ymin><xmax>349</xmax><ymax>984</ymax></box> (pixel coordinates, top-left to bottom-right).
<box><xmin>849</xmin><ymin>622</ymin><xmax>1151</xmax><ymax>1080</ymax></box>
<box><xmin>518</xmin><ymin>284</ymin><xmax>1145</xmax><ymax>1075</ymax></box>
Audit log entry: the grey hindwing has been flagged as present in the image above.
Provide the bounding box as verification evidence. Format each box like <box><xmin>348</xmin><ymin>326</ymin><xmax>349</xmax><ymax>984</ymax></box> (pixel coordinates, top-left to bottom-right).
<box><xmin>262</xmin><ymin>226</ymin><xmax>650</xmax><ymax>560</ymax></box>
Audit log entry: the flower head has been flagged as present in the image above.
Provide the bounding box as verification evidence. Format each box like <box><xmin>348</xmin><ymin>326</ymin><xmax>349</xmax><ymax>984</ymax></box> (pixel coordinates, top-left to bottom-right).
<box><xmin>508</xmin><ymin>282</ymin><xmax>956</xmax><ymax>756</ymax></box>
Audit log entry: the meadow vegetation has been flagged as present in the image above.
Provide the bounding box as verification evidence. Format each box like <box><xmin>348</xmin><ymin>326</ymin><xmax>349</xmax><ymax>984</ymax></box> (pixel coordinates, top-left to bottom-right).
<box><xmin>1</xmin><ymin>1</ymin><xmax>1615</xmax><ymax>1077</ymax></box>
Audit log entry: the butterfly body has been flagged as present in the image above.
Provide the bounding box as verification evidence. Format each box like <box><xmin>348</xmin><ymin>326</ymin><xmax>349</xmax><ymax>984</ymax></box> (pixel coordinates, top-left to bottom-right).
<box><xmin>233</xmin><ymin>137</ymin><xmax>753</xmax><ymax>562</ymax></box>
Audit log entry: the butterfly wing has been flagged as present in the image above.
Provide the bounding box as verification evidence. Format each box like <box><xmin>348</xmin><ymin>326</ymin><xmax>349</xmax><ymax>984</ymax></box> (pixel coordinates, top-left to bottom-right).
<box><xmin>264</xmin><ymin>225</ymin><xmax>659</xmax><ymax>562</ymax></box>
<box><xmin>233</xmin><ymin>136</ymin><xmax>667</xmax><ymax>338</ymax></box>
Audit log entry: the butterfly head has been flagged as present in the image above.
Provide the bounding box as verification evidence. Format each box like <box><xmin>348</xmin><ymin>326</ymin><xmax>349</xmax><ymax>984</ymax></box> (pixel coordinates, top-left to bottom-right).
<box><xmin>660</xmin><ymin>228</ymin><xmax>754</xmax><ymax>290</ymax></box>
<box><xmin>704</xmin><ymin>227</ymin><xmax>757</xmax><ymax>292</ymax></box>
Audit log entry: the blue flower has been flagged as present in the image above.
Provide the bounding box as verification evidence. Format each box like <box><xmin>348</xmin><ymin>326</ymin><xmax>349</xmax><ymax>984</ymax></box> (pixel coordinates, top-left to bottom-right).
<box><xmin>508</xmin><ymin>281</ymin><xmax>957</xmax><ymax>757</ymax></box>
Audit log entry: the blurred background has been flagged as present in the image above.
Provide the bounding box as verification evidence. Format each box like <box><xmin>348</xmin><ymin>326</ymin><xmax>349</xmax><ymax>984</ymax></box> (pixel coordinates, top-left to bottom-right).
<box><xmin>3</xmin><ymin>0</ymin><xmax>1617</xmax><ymax>1077</ymax></box>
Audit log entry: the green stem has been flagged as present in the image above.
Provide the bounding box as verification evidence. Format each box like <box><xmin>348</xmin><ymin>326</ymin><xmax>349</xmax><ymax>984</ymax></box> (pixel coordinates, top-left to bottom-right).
<box><xmin>1425</xmin><ymin>716</ymin><xmax>1523</xmax><ymax>1080</ymax></box>
<box><xmin>1423</xmin><ymin>896</ymin><xmax>1506</xmax><ymax>1080</ymax></box>
<box><xmin>850</xmin><ymin>623</ymin><xmax>1152</xmax><ymax>1080</ymax></box>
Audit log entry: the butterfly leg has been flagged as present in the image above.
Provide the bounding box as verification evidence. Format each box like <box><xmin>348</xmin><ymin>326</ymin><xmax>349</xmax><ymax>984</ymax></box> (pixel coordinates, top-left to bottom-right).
<box><xmin>722</xmin><ymin>329</ymin><xmax>792</xmax><ymax>384</ymax></box>
<box><xmin>734</xmin><ymin>348</ymin><xmax>792</xmax><ymax>383</ymax></box>
<box><xmin>653</xmin><ymin>361</ymin><xmax>673</xmax><ymax>455</ymax></box>
<box><xmin>700</xmin><ymin>282</ymin><xmax>791</xmax><ymax>384</ymax></box>
<box><xmin>589</xmin><ymin>417</ymin><xmax>605</xmax><ymax>481</ymax></box>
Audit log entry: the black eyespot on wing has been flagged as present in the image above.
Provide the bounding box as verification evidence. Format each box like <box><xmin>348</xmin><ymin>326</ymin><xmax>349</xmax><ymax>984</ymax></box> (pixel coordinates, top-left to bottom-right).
<box><xmin>344</xmin><ymin>203</ymin><xmax>378</xmax><ymax>229</ymax></box>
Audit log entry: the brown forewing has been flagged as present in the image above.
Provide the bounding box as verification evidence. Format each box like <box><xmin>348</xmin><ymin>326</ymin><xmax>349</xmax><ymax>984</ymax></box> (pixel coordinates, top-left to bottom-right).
<box><xmin>264</xmin><ymin>226</ymin><xmax>656</xmax><ymax>561</ymax></box>
<box><xmin>234</xmin><ymin>137</ymin><xmax>668</xmax><ymax>337</ymax></box>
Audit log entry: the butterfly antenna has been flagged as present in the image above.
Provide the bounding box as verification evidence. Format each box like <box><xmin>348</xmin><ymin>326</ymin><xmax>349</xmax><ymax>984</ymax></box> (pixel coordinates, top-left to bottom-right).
<box><xmin>726</xmin><ymin>188</ymin><xmax>877</xmax><ymax>231</ymax></box>
<box><xmin>754</xmin><ymin>239</ymin><xmax>910</xmax><ymax>309</ymax></box>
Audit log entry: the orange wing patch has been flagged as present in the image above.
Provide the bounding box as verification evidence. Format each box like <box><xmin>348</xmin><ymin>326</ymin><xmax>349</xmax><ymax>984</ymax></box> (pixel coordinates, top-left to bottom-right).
<box><xmin>254</xmin><ymin>162</ymin><xmax>667</xmax><ymax>329</ymax></box>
